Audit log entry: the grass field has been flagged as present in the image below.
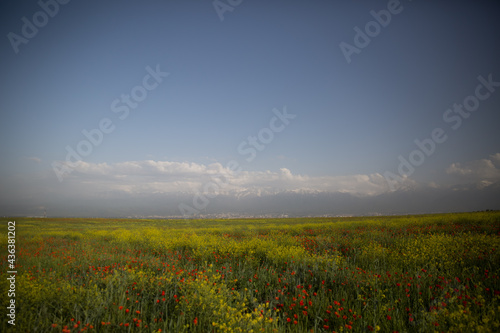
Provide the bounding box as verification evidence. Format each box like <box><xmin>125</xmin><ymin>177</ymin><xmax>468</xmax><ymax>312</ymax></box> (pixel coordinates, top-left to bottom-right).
<box><xmin>1</xmin><ymin>212</ymin><xmax>500</xmax><ymax>332</ymax></box>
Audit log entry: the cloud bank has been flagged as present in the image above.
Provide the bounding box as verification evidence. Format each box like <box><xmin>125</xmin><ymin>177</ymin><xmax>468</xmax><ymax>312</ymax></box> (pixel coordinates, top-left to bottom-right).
<box><xmin>2</xmin><ymin>154</ymin><xmax>499</xmax><ymax>217</ymax></box>
<box><xmin>446</xmin><ymin>153</ymin><xmax>500</xmax><ymax>188</ymax></box>
<box><xmin>57</xmin><ymin>160</ymin><xmax>401</xmax><ymax>197</ymax></box>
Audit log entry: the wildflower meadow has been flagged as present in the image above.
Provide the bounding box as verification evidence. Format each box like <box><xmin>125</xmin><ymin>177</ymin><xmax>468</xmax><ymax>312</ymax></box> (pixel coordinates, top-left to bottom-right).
<box><xmin>1</xmin><ymin>212</ymin><xmax>499</xmax><ymax>332</ymax></box>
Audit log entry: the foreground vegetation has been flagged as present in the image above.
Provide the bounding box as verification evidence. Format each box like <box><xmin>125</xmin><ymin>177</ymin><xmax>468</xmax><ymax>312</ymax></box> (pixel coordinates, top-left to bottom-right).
<box><xmin>1</xmin><ymin>212</ymin><xmax>499</xmax><ymax>332</ymax></box>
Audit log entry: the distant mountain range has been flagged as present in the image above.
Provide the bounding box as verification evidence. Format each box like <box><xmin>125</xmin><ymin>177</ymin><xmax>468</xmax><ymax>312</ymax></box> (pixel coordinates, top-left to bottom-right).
<box><xmin>10</xmin><ymin>180</ymin><xmax>498</xmax><ymax>218</ymax></box>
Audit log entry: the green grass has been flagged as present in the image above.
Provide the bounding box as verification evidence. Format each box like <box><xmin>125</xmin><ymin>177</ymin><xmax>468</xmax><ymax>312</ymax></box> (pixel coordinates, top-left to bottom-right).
<box><xmin>1</xmin><ymin>211</ymin><xmax>499</xmax><ymax>332</ymax></box>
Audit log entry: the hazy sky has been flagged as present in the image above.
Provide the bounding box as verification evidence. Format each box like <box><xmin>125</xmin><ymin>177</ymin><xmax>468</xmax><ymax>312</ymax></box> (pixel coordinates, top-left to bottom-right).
<box><xmin>1</xmin><ymin>0</ymin><xmax>500</xmax><ymax>217</ymax></box>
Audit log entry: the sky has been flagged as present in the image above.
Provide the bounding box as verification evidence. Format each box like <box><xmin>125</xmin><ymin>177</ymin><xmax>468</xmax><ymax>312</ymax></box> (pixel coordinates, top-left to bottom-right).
<box><xmin>1</xmin><ymin>0</ymin><xmax>500</xmax><ymax>217</ymax></box>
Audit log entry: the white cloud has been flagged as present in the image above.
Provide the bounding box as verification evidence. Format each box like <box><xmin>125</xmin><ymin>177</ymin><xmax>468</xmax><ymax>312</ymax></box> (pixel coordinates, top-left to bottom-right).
<box><xmin>446</xmin><ymin>153</ymin><xmax>500</xmax><ymax>185</ymax></box>
<box><xmin>56</xmin><ymin>159</ymin><xmax>392</xmax><ymax>197</ymax></box>
<box><xmin>6</xmin><ymin>155</ymin><xmax>500</xmax><ymax>217</ymax></box>
<box><xmin>490</xmin><ymin>153</ymin><xmax>500</xmax><ymax>166</ymax></box>
<box><xmin>27</xmin><ymin>157</ymin><xmax>42</xmax><ymax>163</ymax></box>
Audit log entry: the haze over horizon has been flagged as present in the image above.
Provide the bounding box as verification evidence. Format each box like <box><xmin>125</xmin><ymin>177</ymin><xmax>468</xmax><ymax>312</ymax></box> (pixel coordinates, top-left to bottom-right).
<box><xmin>1</xmin><ymin>0</ymin><xmax>500</xmax><ymax>218</ymax></box>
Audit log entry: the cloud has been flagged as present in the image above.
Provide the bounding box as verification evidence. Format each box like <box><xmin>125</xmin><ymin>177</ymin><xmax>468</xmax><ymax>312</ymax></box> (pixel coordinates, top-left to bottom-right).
<box><xmin>5</xmin><ymin>156</ymin><xmax>500</xmax><ymax>217</ymax></box>
<box><xmin>36</xmin><ymin>154</ymin><xmax>500</xmax><ymax>204</ymax></box>
<box><xmin>56</xmin><ymin>159</ymin><xmax>392</xmax><ymax>197</ymax></box>
<box><xmin>446</xmin><ymin>153</ymin><xmax>500</xmax><ymax>187</ymax></box>
<box><xmin>27</xmin><ymin>157</ymin><xmax>42</xmax><ymax>163</ymax></box>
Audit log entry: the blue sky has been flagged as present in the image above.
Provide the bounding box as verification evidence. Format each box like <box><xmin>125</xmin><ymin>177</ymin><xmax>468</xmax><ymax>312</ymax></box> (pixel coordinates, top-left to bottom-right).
<box><xmin>1</xmin><ymin>0</ymin><xmax>500</xmax><ymax>217</ymax></box>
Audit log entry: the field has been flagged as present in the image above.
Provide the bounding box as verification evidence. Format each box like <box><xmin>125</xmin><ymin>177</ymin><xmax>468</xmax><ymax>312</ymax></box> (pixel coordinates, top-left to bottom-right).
<box><xmin>1</xmin><ymin>212</ymin><xmax>500</xmax><ymax>332</ymax></box>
